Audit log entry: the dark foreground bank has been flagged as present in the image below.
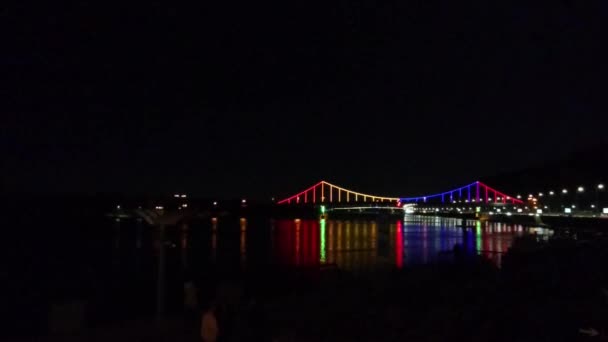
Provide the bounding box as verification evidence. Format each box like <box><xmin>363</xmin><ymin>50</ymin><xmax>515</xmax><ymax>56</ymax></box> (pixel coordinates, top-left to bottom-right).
<box><xmin>7</xmin><ymin>232</ymin><xmax>608</xmax><ymax>342</ymax></box>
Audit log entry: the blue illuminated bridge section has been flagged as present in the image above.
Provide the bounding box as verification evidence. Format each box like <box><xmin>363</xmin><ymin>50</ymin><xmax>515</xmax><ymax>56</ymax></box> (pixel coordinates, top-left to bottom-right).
<box><xmin>277</xmin><ymin>180</ymin><xmax>524</xmax><ymax>205</ymax></box>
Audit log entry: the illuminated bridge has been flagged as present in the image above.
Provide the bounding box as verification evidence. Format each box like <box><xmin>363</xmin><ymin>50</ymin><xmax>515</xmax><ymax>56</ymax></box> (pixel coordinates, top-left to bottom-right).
<box><xmin>277</xmin><ymin>180</ymin><xmax>524</xmax><ymax>206</ymax></box>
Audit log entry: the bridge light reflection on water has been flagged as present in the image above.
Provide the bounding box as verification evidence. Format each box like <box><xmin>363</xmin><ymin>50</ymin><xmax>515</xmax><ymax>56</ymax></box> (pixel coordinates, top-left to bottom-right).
<box><xmin>395</xmin><ymin>220</ymin><xmax>403</xmax><ymax>268</ymax></box>
<box><xmin>197</xmin><ymin>217</ymin><xmax>552</xmax><ymax>273</ymax></box>
<box><xmin>320</xmin><ymin>219</ymin><xmax>326</xmax><ymax>263</ymax></box>
<box><xmin>271</xmin><ymin>216</ymin><xmax>552</xmax><ymax>271</ymax></box>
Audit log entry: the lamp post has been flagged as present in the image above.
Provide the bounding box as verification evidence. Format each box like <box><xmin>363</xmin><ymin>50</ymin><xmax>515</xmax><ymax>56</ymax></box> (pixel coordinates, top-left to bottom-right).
<box><xmin>561</xmin><ymin>189</ymin><xmax>568</xmax><ymax>213</ymax></box>
<box><xmin>577</xmin><ymin>186</ymin><xmax>584</xmax><ymax>213</ymax></box>
<box><xmin>597</xmin><ymin>184</ymin><xmax>604</xmax><ymax>213</ymax></box>
<box><xmin>135</xmin><ymin>207</ymin><xmax>184</xmax><ymax>320</ymax></box>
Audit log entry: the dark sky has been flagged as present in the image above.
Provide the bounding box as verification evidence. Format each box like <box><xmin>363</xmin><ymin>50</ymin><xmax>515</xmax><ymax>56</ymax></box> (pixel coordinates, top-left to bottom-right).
<box><xmin>3</xmin><ymin>1</ymin><xmax>608</xmax><ymax>199</ymax></box>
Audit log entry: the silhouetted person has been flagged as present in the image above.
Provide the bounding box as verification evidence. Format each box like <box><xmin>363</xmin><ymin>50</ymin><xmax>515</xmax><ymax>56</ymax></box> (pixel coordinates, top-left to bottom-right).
<box><xmin>247</xmin><ymin>298</ymin><xmax>271</xmax><ymax>341</ymax></box>
<box><xmin>184</xmin><ymin>279</ymin><xmax>199</xmax><ymax>314</ymax></box>
<box><xmin>201</xmin><ymin>302</ymin><xmax>219</xmax><ymax>342</ymax></box>
<box><xmin>228</xmin><ymin>296</ymin><xmax>270</xmax><ymax>341</ymax></box>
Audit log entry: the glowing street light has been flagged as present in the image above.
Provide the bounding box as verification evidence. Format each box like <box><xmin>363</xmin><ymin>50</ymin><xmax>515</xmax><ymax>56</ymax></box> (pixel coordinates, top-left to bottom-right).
<box><xmin>562</xmin><ymin>189</ymin><xmax>568</xmax><ymax>194</ymax></box>
<box><xmin>593</xmin><ymin>184</ymin><xmax>604</xmax><ymax>213</ymax></box>
<box><xmin>538</xmin><ymin>192</ymin><xmax>544</xmax><ymax>197</ymax></box>
<box><xmin>577</xmin><ymin>186</ymin><xmax>584</xmax><ymax>193</ymax></box>
<box><xmin>517</xmin><ymin>195</ymin><xmax>522</xmax><ymax>199</ymax></box>
<box><xmin>549</xmin><ymin>191</ymin><xmax>554</xmax><ymax>195</ymax></box>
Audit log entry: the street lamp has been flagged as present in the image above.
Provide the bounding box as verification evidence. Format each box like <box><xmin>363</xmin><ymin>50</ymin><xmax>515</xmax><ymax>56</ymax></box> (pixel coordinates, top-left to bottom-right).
<box><xmin>547</xmin><ymin>191</ymin><xmax>555</xmax><ymax>211</ymax></box>
<box><xmin>596</xmin><ymin>183</ymin><xmax>604</xmax><ymax>212</ymax></box>
<box><xmin>576</xmin><ymin>186</ymin><xmax>585</xmax><ymax>210</ymax></box>
<box><xmin>560</xmin><ymin>189</ymin><xmax>568</xmax><ymax>210</ymax></box>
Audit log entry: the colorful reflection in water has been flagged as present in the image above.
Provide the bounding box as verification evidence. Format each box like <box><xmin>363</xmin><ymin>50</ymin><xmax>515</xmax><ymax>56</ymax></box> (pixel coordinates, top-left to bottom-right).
<box><xmin>320</xmin><ymin>219</ymin><xmax>327</xmax><ymax>263</ymax></box>
<box><xmin>395</xmin><ymin>220</ymin><xmax>403</xmax><ymax>269</ymax></box>
<box><xmin>272</xmin><ymin>216</ymin><xmax>552</xmax><ymax>271</ymax></box>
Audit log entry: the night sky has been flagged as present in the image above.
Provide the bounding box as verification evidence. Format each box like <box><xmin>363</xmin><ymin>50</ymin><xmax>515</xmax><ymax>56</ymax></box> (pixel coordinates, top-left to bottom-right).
<box><xmin>3</xmin><ymin>2</ymin><xmax>608</xmax><ymax>199</ymax></box>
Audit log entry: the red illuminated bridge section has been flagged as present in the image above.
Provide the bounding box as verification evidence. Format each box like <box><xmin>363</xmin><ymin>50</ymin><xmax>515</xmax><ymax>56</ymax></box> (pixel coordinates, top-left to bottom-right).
<box><xmin>277</xmin><ymin>180</ymin><xmax>524</xmax><ymax>205</ymax></box>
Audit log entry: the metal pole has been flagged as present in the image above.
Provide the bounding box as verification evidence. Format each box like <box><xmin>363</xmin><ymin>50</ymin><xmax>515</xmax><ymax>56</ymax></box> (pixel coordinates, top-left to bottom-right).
<box><xmin>157</xmin><ymin>224</ymin><xmax>166</xmax><ymax>320</ymax></box>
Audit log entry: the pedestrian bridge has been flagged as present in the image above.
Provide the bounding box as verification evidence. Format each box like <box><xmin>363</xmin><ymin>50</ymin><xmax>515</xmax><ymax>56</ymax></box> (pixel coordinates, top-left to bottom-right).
<box><xmin>277</xmin><ymin>180</ymin><xmax>524</xmax><ymax>206</ymax></box>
